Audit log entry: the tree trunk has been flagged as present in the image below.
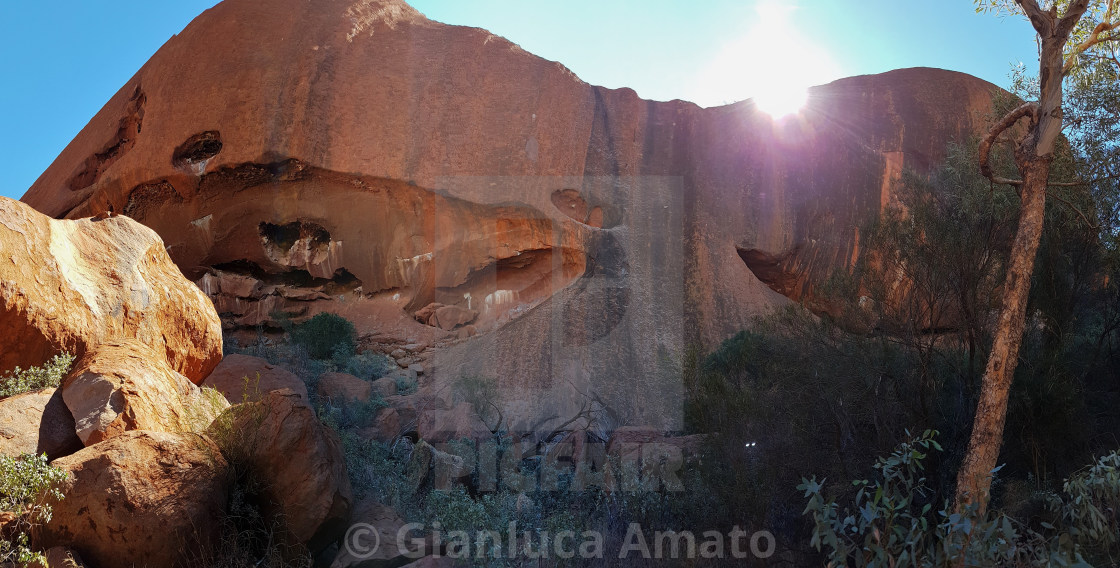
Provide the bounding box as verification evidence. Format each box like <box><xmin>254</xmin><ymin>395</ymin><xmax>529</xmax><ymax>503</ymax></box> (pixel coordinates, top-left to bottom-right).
<box><xmin>953</xmin><ymin>155</ymin><xmax>1050</xmax><ymax>511</ymax></box>
<box><xmin>953</xmin><ymin>0</ymin><xmax>1085</xmax><ymax>511</ymax></box>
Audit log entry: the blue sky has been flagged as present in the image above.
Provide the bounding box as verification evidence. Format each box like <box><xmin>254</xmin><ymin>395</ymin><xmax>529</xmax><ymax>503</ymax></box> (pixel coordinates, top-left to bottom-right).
<box><xmin>0</xmin><ymin>1</ymin><xmax>1039</xmax><ymax>201</ymax></box>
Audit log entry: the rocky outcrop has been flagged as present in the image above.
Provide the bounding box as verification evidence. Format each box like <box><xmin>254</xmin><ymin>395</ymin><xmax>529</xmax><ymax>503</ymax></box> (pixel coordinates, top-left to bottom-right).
<box><xmin>39</xmin><ymin>430</ymin><xmax>229</xmax><ymax>568</ymax></box>
<box><xmin>0</xmin><ymin>389</ymin><xmax>82</xmax><ymax>460</ymax></box>
<box><xmin>208</xmin><ymin>389</ymin><xmax>352</xmax><ymax>554</ymax></box>
<box><xmin>202</xmin><ymin>353</ymin><xmax>309</xmax><ymax>403</ymax></box>
<box><xmin>0</xmin><ymin>197</ymin><xmax>222</xmax><ymax>382</ymax></box>
<box><xmin>20</xmin><ymin>0</ymin><xmax>1001</xmax><ymax>432</ymax></box>
<box><xmin>62</xmin><ymin>341</ymin><xmax>228</xmax><ymax>445</ymax></box>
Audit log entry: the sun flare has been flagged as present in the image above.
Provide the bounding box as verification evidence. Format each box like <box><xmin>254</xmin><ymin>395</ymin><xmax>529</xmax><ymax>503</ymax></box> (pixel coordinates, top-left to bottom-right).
<box><xmin>753</xmin><ymin>83</ymin><xmax>809</xmax><ymax>117</ymax></box>
<box><xmin>689</xmin><ymin>2</ymin><xmax>839</xmax><ymax>113</ymax></box>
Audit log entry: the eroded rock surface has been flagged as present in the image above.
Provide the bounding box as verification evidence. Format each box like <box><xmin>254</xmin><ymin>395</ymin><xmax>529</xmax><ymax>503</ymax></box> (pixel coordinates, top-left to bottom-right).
<box><xmin>20</xmin><ymin>0</ymin><xmax>1001</xmax><ymax>431</ymax></box>
<box><xmin>203</xmin><ymin>353</ymin><xmax>309</xmax><ymax>403</ymax></box>
<box><xmin>208</xmin><ymin>388</ymin><xmax>352</xmax><ymax>554</ymax></box>
<box><xmin>62</xmin><ymin>341</ymin><xmax>228</xmax><ymax>445</ymax></box>
<box><xmin>0</xmin><ymin>197</ymin><xmax>222</xmax><ymax>382</ymax></box>
<box><xmin>0</xmin><ymin>389</ymin><xmax>82</xmax><ymax>460</ymax></box>
<box><xmin>39</xmin><ymin>430</ymin><xmax>229</xmax><ymax>568</ymax></box>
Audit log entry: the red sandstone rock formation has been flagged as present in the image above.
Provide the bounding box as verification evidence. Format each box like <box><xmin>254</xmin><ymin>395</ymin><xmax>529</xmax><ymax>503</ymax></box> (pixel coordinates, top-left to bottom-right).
<box><xmin>40</xmin><ymin>430</ymin><xmax>230</xmax><ymax>568</ymax></box>
<box><xmin>207</xmin><ymin>389</ymin><xmax>353</xmax><ymax>554</ymax></box>
<box><xmin>203</xmin><ymin>352</ymin><xmax>310</xmax><ymax>402</ymax></box>
<box><xmin>0</xmin><ymin>197</ymin><xmax>223</xmax><ymax>382</ymax></box>
<box><xmin>19</xmin><ymin>0</ymin><xmax>1000</xmax><ymax>429</ymax></box>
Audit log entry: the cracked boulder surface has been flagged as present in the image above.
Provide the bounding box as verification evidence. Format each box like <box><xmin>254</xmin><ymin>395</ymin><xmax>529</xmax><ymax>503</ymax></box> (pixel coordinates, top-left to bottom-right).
<box><xmin>21</xmin><ymin>0</ymin><xmax>1001</xmax><ymax>429</ymax></box>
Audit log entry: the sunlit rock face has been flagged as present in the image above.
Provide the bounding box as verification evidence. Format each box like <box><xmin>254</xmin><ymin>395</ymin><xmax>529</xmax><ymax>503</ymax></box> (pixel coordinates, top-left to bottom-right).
<box><xmin>21</xmin><ymin>0</ymin><xmax>999</xmax><ymax>429</ymax></box>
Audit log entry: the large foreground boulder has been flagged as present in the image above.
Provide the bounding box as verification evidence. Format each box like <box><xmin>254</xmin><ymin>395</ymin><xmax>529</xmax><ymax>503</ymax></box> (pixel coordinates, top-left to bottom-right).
<box><xmin>0</xmin><ymin>388</ymin><xmax>82</xmax><ymax>459</ymax></box>
<box><xmin>202</xmin><ymin>353</ymin><xmax>309</xmax><ymax>403</ymax></box>
<box><xmin>62</xmin><ymin>341</ymin><xmax>229</xmax><ymax>446</ymax></box>
<box><xmin>0</xmin><ymin>197</ymin><xmax>222</xmax><ymax>383</ymax></box>
<box><xmin>208</xmin><ymin>388</ymin><xmax>352</xmax><ymax>553</ymax></box>
<box><xmin>39</xmin><ymin>430</ymin><xmax>229</xmax><ymax>568</ymax></box>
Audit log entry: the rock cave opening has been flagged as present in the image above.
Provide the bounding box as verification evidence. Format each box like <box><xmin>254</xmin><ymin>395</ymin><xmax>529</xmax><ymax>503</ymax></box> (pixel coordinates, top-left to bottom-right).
<box><xmin>172</xmin><ymin>131</ymin><xmax>223</xmax><ymax>168</ymax></box>
<box><xmin>736</xmin><ymin>246</ymin><xmax>803</xmax><ymax>300</ymax></box>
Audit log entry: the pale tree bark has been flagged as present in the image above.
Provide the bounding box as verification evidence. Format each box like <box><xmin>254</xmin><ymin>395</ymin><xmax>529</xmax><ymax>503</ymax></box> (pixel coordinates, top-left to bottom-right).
<box><xmin>954</xmin><ymin>0</ymin><xmax>1092</xmax><ymax>513</ymax></box>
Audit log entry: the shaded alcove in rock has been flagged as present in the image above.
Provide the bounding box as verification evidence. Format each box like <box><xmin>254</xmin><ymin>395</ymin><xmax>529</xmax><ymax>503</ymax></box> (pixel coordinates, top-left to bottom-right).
<box><xmin>68</xmin><ymin>86</ymin><xmax>146</xmax><ymax>191</ymax></box>
<box><xmin>172</xmin><ymin>131</ymin><xmax>223</xmax><ymax>169</ymax></box>
<box><xmin>736</xmin><ymin>247</ymin><xmax>804</xmax><ymax>301</ymax></box>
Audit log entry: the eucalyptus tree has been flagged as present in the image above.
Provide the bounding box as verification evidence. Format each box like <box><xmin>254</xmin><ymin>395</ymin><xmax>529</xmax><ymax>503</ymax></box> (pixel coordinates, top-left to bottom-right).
<box><xmin>957</xmin><ymin>0</ymin><xmax>1119</xmax><ymax>512</ymax></box>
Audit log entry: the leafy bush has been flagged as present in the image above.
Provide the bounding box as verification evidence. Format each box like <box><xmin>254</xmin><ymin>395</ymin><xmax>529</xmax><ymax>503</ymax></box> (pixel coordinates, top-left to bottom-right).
<box><xmin>0</xmin><ymin>453</ymin><xmax>68</xmax><ymax>564</ymax></box>
<box><xmin>395</xmin><ymin>373</ymin><xmax>418</xmax><ymax>395</ymax></box>
<box><xmin>800</xmin><ymin>431</ymin><xmax>1120</xmax><ymax>567</ymax></box>
<box><xmin>289</xmin><ymin>312</ymin><xmax>356</xmax><ymax>360</ymax></box>
<box><xmin>0</xmin><ymin>352</ymin><xmax>75</xmax><ymax>398</ymax></box>
<box><xmin>317</xmin><ymin>395</ymin><xmax>387</xmax><ymax>431</ymax></box>
<box><xmin>343</xmin><ymin>351</ymin><xmax>394</xmax><ymax>381</ymax></box>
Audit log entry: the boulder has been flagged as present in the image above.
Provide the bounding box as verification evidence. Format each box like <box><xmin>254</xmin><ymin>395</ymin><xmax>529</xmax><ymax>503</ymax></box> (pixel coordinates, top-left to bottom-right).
<box><xmin>428</xmin><ymin>305</ymin><xmax>478</xmax><ymax>332</ymax></box>
<box><xmin>62</xmin><ymin>341</ymin><xmax>228</xmax><ymax>445</ymax></box>
<box><xmin>370</xmin><ymin>377</ymin><xmax>398</xmax><ymax>399</ymax></box>
<box><xmin>412</xmin><ymin>302</ymin><xmax>478</xmax><ymax>331</ymax></box>
<box><xmin>0</xmin><ymin>388</ymin><xmax>83</xmax><ymax>460</ymax></box>
<box><xmin>384</xmin><ymin>392</ymin><xmax>448</xmax><ymax>431</ymax></box>
<box><xmin>360</xmin><ymin>407</ymin><xmax>401</xmax><ymax>443</ymax></box>
<box><xmin>202</xmin><ymin>353</ymin><xmax>309</xmax><ymax>403</ymax></box>
<box><xmin>279</xmin><ymin>287</ymin><xmax>332</xmax><ymax>301</ymax></box>
<box><xmin>417</xmin><ymin>402</ymin><xmax>492</xmax><ymax>443</ymax></box>
<box><xmin>0</xmin><ymin>197</ymin><xmax>222</xmax><ymax>383</ymax></box>
<box><xmin>39</xmin><ymin>430</ymin><xmax>229</xmax><ymax>568</ymax></box>
<box><xmin>208</xmin><ymin>388</ymin><xmax>352</xmax><ymax>553</ymax></box>
<box><xmin>215</xmin><ymin>270</ymin><xmax>263</xmax><ymax>299</ymax></box>
<box><xmin>318</xmin><ymin>372</ymin><xmax>372</xmax><ymax>404</ymax></box>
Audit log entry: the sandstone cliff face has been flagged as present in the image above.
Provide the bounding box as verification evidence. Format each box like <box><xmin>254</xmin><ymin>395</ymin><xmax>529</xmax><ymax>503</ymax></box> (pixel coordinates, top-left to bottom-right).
<box><xmin>20</xmin><ymin>0</ymin><xmax>999</xmax><ymax>428</ymax></box>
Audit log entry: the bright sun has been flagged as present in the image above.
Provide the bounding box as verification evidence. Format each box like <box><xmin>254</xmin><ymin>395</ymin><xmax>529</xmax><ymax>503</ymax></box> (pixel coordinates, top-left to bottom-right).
<box><xmin>754</xmin><ymin>83</ymin><xmax>810</xmax><ymax>118</ymax></box>
<box><xmin>689</xmin><ymin>2</ymin><xmax>839</xmax><ymax>115</ymax></box>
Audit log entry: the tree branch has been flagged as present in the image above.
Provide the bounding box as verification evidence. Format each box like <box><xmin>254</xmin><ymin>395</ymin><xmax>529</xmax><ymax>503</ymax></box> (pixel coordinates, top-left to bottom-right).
<box><xmin>1015</xmin><ymin>0</ymin><xmax>1053</xmax><ymax>35</ymax></box>
<box><xmin>1046</xmin><ymin>189</ymin><xmax>1099</xmax><ymax>229</ymax></box>
<box><xmin>979</xmin><ymin>102</ymin><xmax>1038</xmax><ymax>187</ymax></box>
<box><xmin>1064</xmin><ymin>17</ymin><xmax>1120</xmax><ymax>74</ymax></box>
<box><xmin>1056</xmin><ymin>0</ymin><xmax>1093</xmax><ymax>41</ymax></box>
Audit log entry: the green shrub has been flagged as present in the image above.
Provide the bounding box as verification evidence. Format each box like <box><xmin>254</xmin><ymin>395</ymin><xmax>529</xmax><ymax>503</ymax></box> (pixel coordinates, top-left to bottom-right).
<box><xmin>395</xmin><ymin>374</ymin><xmax>418</xmax><ymax>395</ymax></box>
<box><xmin>289</xmin><ymin>312</ymin><xmax>356</xmax><ymax>360</ymax></box>
<box><xmin>336</xmin><ymin>432</ymin><xmax>418</xmax><ymax>510</ymax></box>
<box><xmin>342</xmin><ymin>351</ymin><xmax>393</xmax><ymax>381</ymax></box>
<box><xmin>800</xmin><ymin>432</ymin><xmax>1120</xmax><ymax>567</ymax></box>
<box><xmin>0</xmin><ymin>453</ymin><xmax>68</xmax><ymax>564</ymax></box>
<box><xmin>0</xmin><ymin>352</ymin><xmax>75</xmax><ymax>398</ymax></box>
<box><xmin>316</xmin><ymin>395</ymin><xmax>387</xmax><ymax>431</ymax></box>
